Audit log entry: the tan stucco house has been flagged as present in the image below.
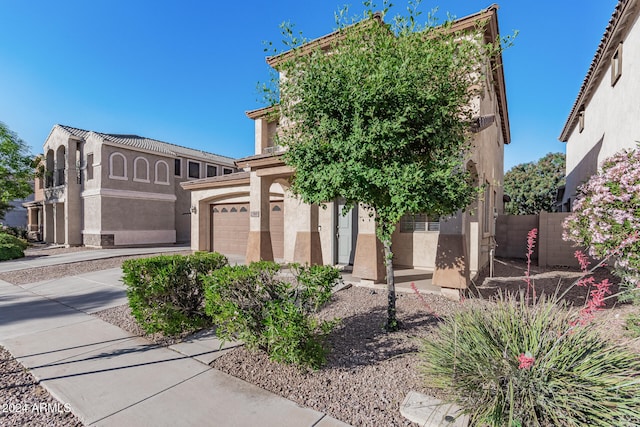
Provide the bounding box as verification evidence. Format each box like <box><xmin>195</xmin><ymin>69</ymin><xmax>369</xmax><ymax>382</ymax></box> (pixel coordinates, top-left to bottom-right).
<box><xmin>559</xmin><ymin>0</ymin><xmax>640</xmax><ymax>211</ymax></box>
<box><xmin>25</xmin><ymin>124</ymin><xmax>236</xmax><ymax>247</ymax></box>
<box><xmin>182</xmin><ymin>6</ymin><xmax>510</xmax><ymax>295</ymax></box>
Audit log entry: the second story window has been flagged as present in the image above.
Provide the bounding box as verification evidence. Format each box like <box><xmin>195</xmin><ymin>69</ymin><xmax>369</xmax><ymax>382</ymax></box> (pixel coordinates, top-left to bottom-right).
<box><xmin>223</xmin><ymin>167</ymin><xmax>233</xmax><ymax>175</ymax></box>
<box><xmin>175</xmin><ymin>159</ymin><xmax>181</xmax><ymax>177</ymax></box>
<box><xmin>86</xmin><ymin>153</ymin><xmax>94</xmax><ymax>181</ymax></box>
<box><xmin>578</xmin><ymin>108</ymin><xmax>585</xmax><ymax>133</ymax></box>
<box><xmin>611</xmin><ymin>42</ymin><xmax>622</xmax><ymax>86</ymax></box>
<box><xmin>206</xmin><ymin>165</ymin><xmax>218</xmax><ymax>178</ymax></box>
<box><xmin>188</xmin><ymin>161</ymin><xmax>200</xmax><ymax>179</ymax></box>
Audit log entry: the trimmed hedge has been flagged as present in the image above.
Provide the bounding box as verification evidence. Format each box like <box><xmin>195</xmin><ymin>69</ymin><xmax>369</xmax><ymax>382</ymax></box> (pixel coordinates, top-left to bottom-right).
<box><xmin>122</xmin><ymin>252</ymin><xmax>228</xmax><ymax>335</ymax></box>
<box><xmin>0</xmin><ymin>233</ymin><xmax>28</xmax><ymax>261</ymax></box>
<box><xmin>204</xmin><ymin>262</ymin><xmax>341</xmax><ymax>369</ymax></box>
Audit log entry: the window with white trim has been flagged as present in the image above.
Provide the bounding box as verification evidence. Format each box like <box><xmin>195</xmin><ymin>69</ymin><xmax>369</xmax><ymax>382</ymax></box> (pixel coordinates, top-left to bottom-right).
<box><xmin>109</xmin><ymin>152</ymin><xmax>127</xmax><ymax>180</ymax></box>
<box><xmin>222</xmin><ymin>167</ymin><xmax>233</xmax><ymax>175</ymax></box>
<box><xmin>174</xmin><ymin>158</ymin><xmax>181</xmax><ymax>177</ymax></box>
<box><xmin>206</xmin><ymin>164</ymin><xmax>217</xmax><ymax>177</ymax></box>
<box><xmin>154</xmin><ymin>160</ymin><xmax>170</xmax><ymax>185</ymax></box>
<box><xmin>134</xmin><ymin>157</ymin><xmax>150</xmax><ymax>182</ymax></box>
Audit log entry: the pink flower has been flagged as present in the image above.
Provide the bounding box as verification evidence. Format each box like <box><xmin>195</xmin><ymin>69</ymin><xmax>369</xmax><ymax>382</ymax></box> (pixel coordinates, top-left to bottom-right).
<box><xmin>518</xmin><ymin>352</ymin><xmax>535</xmax><ymax>370</ymax></box>
<box><xmin>574</xmin><ymin>250</ymin><xmax>590</xmax><ymax>272</ymax></box>
<box><xmin>410</xmin><ymin>282</ymin><xmax>440</xmax><ymax>319</ymax></box>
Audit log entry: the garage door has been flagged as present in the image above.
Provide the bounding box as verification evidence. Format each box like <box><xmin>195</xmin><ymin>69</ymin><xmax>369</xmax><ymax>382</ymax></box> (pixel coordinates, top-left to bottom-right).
<box><xmin>211</xmin><ymin>201</ymin><xmax>284</xmax><ymax>259</ymax></box>
<box><xmin>211</xmin><ymin>203</ymin><xmax>249</xmax><ymax>256</ymax></box>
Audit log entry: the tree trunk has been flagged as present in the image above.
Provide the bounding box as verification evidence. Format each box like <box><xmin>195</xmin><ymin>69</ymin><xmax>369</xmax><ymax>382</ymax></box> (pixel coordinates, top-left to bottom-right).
<box><xmin>383</xmin><ymin>238</ymin><xmax>398</xmax><ymax>331</ymax></box>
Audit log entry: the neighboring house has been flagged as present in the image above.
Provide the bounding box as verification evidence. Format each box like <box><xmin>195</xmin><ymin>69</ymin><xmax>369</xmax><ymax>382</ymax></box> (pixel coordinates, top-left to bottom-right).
<box><xmin>182</xmin><ymin>6</ymin><xmax>510</xmax><ymax>295</ymax></box>
<box><xmin>559</xmin><ymin>0</ymin><xmax>640</xmax><ymax>211</ymax></box>
<box><xmin>3</xmin><ymin>194</ymin><xmax>33</xmax><ymax>229</ymax></box>
<box><xmin>24</xmin><ymin>124</ymin><xmax>236</xmax><ymax>247</ymax></box>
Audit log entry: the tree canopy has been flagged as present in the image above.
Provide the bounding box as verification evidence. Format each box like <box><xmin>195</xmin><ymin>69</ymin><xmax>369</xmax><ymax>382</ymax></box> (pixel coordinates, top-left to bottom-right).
<box><xmin>264</xmin><ymin>2</ymin><xmax>508</xmax><ymax>329</ymax></box>
<box><xmin>504</xmin><ymin>152</ymin><xmax>565</xmax><ymax>215</ymax></box>
<box><xmin>0</xmin><ymin>122</ymin><xmax>34</xmax><ymax>220</ymax></box>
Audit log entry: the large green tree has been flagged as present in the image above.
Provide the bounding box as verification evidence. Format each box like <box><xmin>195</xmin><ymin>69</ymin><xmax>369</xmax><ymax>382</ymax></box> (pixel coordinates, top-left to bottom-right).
<box><xmin>265</xmin><ymin>3</ymin><xmax>509</xmax><ymax>330</ymax></box>
<box><xmin>504</xmin><ymin>152</ymin><xmax>565</xmax><ymax>215</ymax></box>
<box><xmin>0</xmin><ymin>122</ymin><xmax>35</xmax><ymax>220</ymax></box>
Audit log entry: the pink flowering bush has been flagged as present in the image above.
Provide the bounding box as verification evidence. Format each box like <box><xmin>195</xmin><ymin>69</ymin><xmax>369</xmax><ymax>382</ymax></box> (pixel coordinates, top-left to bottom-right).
<box><xmin>563</xmin><ymin>148</ymin><xmax>640</xmax><ymax>302</ymax></box>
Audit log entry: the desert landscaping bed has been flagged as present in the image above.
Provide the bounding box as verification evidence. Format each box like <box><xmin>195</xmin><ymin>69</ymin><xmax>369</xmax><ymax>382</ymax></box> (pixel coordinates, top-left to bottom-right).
<box><xmin>0</xmin><ymin>346</ymin><xmax>82</xmax><ymax>427</ymax></box>
<box><xmin>1</xmin><ymin>253</ymin><xmax>639</xmax><ymax>426</ymax></box>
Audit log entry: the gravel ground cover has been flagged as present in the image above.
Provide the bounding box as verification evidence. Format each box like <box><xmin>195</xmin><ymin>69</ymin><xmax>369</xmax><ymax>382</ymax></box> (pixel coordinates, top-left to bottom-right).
<box><xmin>0</xmin><ymin>346</ymin><xmax>82</xmax><ymax>427</ymax></box>
<box><xmin>2</xmin><ymin>250</ymin><xmax>639</xmax><ymax>427</ymax></box>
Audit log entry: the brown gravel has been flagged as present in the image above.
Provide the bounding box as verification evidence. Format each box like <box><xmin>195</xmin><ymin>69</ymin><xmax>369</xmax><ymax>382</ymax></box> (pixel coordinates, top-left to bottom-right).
<box><xmin>3</xmin><ymin>251</ymin><xmax>639</xmax><ymax>427</ymax></box>
<box><xmin>0</xmin><ymin>346</ymin><xmax>82</xmax><ymax>427</ymax></box>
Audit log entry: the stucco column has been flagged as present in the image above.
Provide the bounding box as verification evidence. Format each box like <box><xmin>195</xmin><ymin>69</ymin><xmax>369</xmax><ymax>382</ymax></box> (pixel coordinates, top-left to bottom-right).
<box><xmin>54</xmin><ymin>203</ymin><xmax>65</xmax><ymax>245</ymax></box>
<box><xmin>246</xmin><ymin>172</ymin><xmax>273</xmax><ymax>262</ymax></box>
<box><xmin>43</xmin><ymin>204</ymin><xmax>54</xmax><ymax>243</ymax></box>
<box><xmin>432</xmin><ymin>213</ymin><xmax>469</xmax><ymax>298</ymax></box>
<box><xmin>292</xmin><ymin>199</ymin><xmax>323</xmax><ymax>265</ymax></box>
<box><xmin>352</xmin><ymin>205</ymin><xmax>386</xmax><ymax>282</ymax></box>
<box><xmin>65</xmin><ymin>138</ymin><xmax>82</xmax><ymax>246</ymax></box>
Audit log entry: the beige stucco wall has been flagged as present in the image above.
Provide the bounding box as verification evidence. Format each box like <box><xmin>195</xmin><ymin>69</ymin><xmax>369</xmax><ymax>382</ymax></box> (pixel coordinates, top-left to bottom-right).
<box><xmin>564</xmin><ymin>12</ymin><xmax>640</xmax><ymax>206</ymax></box>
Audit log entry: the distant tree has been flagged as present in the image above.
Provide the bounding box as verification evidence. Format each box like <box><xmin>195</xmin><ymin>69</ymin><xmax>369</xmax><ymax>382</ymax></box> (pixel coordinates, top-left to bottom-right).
<box><xmin>0</xmin><ymin>122</ymin><xmax>35</xmax><ymax>220</ymax></box>
<box><xmin>503</xmin><ymin>152</ymin><xmax>565</xmax><ymax>215</ymax></box>
<box><xmin>265</xmin><ymin>2</ymin><xmax>510</xmax><ymax>330</ymax></box>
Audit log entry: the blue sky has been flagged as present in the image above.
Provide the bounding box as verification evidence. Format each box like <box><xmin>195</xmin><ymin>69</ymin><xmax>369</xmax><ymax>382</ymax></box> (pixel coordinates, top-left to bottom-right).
<box><xmin>0</xmin><ymin>0</ymin><xmax>617</xmax><ymax>171</ymax></box>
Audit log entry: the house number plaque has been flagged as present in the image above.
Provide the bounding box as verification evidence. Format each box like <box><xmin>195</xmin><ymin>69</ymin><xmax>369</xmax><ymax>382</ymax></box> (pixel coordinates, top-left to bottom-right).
<box><xmin>250</xmin><ymin>211</ymin><xmax>260</xmax><ymax>217</ymax></box>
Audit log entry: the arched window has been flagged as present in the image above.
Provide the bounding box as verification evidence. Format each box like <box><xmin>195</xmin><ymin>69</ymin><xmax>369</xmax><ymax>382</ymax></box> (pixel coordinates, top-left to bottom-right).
<box><xmin>154</xmin><ymin>160</ymin><xmax>170</xmax><ymax>185</ymax></box>
<box><xmin>109</xmin><ymin>152</ymin><xmax>128</xmax><ymax>180</ymax></box>
<box><xmin>134</xmin><ymin>157</ymin><xmax>150</xmax><ymax>183</ymax></box>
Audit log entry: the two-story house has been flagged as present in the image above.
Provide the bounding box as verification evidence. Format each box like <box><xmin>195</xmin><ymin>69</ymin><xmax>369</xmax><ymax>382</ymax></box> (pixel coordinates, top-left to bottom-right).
<box><xmin>182</xmin><ymin>5</ymin><xmax>510</xmax><ymax>297</ymax></box>
<box><xmin>25</xmin><ymin>124</ymin><xmax>236</xmax><ymax>247</ymax></box>
<box><xmin>559</xmin><ymin>0</ymin><xmax>640</xmax><ymax>211</ymax></box>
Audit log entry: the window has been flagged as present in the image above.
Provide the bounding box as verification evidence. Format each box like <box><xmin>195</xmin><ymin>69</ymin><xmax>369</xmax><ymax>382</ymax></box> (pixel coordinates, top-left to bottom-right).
<box><xmin>109</xmin><ymin>152</ymin><xmax>127</xmax><ymax>180</ymax></box>
<box><xmin>86</xmin><ymin>153</ymin><xmax>94</xmax><ymax>181</ymax></box>
<box><xmin>154</xmin><ymin>160</ymin><xmax>170</xmax><ymax>185</ymax></box>
<box><xmin>134</xmin><ymin>157</ymin><xmax>150</xmax><ymax>183</ymax></box>
<box><xmin>188</xmin><ymin>161</ymin><xmax>200</xmax><ymax>179</ymax></box>
<box><xmin>578</xmin><ymin>108</ymin><xmax>585</xmax><ymax>133</ymax></box>
<box><xmin>206</xmin><ymin>164</ymin><xmax>217</xmax><ymax>177</ymax></box>
<box><xmin>222</xmin><ymin>167</ymin><xmax>233</xmax><ymax>175</ymax></box>
<box><xmin>483</xmin><ymin>182</ymin><xmax>492</xmax><ymax>234</ymax></box>
<box><xmin>400</xmin><ymin>213</ymin><xmax>440</xmax><ymax>232</ymax></box>
<box><xmin>174</xmin><ymin>159</ymin><xmax>181</xmax><ymax>177</ymax></box>
<box><xmin>611</xmin><ymin>42</ymin><xmax>622</xmax><ymax>86</ymax></box>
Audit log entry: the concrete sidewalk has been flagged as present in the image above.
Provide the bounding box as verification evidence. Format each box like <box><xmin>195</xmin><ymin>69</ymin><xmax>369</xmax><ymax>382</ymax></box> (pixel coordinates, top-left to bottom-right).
<box><xmin>0</xmin><ymin>270</ymin><xmax>350</xmax><ymax>426</ymax></box>
<box><xmin>0</xmin><ymin>245</ymin><xmax>191</xmax><ymax>273</ymax></box>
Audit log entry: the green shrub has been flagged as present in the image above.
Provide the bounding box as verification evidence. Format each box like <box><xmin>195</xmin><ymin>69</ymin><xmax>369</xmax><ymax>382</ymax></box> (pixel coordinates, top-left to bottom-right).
<box><xmin>1</xmin><ymin>225</ymin><xmax>28</xmax><ymax>240</ymax></box>
<box><xmin>420</xmin><ymin>293</ymin><xmax>640</xmax><ymax>426</ymax></box>
<box><xmin>122</xmin><ymin>252</ymin><xmax>228</xmax><ymax>335</ymax></box>
<box><xmin>0</xmin><ymin>232</ymin><xmax>28</xmax><ymax>261</ymax></box>
<box><xmin>204</xmin><ymin>262</ymin><xmax>340</xmax><ymax>369</ymax></box>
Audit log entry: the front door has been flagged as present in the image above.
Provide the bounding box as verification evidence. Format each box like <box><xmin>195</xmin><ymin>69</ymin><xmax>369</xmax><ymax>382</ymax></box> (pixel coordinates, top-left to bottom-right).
<box><xmin>336</xmin><ymin>200</ymin><xmax>357</xmax><ymax>264</ymax></box>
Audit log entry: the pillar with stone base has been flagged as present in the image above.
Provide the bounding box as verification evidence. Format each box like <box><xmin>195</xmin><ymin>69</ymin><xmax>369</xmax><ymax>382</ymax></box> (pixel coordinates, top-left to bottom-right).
<box><xmin>432</xmin><ymin>233</ymin><xmax>469</xmax><ymax>301</ymax></box>
<box><xmin>292</xmin><ymin>199</ymin><xmax>323</xmax><ymax>265</ymax></box>
<box><xmin>246</xmin><ymin>172</ymin><xmax>274</xmax><ymax>263</ymax></box>
<box><xmin>351</xmin><ymin>205</ymin><xmax>386</xmax><ymax>283</ymax></box>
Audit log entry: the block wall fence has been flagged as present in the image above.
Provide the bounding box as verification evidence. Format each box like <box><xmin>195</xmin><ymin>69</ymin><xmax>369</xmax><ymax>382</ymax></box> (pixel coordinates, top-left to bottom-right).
<box><xmin>495</xmin><ymin>212</ymin><xmax>585</xmax><ymax>268</ymax></box>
